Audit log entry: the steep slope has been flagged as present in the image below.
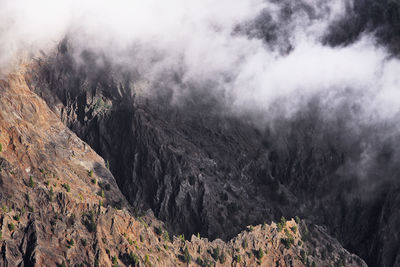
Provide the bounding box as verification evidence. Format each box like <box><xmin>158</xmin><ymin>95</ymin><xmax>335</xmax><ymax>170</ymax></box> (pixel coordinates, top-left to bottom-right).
<box><xmin>25</xmin><ymin>47</ymin><xmax>400</xmax><ymax>267</ymax></box>
<box><xmin>0</xmin><ymin>68</ymin><xmax>367</xmax><ymax>266</ymax></box>
<box><xmin>28</xmin><ymin>45</ymin><xmax>296</xmax><ymax>241</ymax></box>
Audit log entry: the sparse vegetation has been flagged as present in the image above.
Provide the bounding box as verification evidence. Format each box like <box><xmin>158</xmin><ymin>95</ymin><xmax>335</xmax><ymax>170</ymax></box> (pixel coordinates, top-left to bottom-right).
<box><xmin>138</xmin><ymin>217</ymin><xmax>148</xmax><ymax>228</ymax></box>
<box><xmin>219</xmin><ymin>251</ymin><xmax>226</xmax><ymax>264</ymax></box>
<box><xmin>145</xmin><ymin>254</ymin><xmax>150</xmax><ymax>266</ymax></box>
<box><xmin>112</xmin><ymin>255</ymin><xmax>118</xmax><ymax>267</ymax></box>
<box><xmin>257</xmin><ymin>248</ymin><xmax>264</xmax><ymax>260</ymax></box>
<box><xmin>91</xmin><ymin>178</ymin><xmax>97</xmax><ymax>185</ymax></box>
<box><xmin>67</xmin><ymin>238</ymin><xmax>74</xmax><ymax>248</ymax></box>
<box><xmin>70</xmin><ymin>213</ymin><xmax>76</xmax><ymax>224</ymax></box>
<box><xmin>0</xmin><ymin>144</ymin><xmax>2</xmax><ymax>152</ymax></box>
<box><xmin>281</xmin><ymin>216</ymin><xmax>287</xmax><ymax>227</ymax></box>
<box><xmin>183</xmin><ymin>247</ymin><xmax>191</xmax><ymax>263</ymax></box>
<box><xmin>282</xmin><ymin>228</ymin><xmax>295</xmax><ymax>249</ymax></box>
<box><xmin>277</xmin><ymin>222</ymin><xmax>283</xmax><ymax>232</ymax></box>
<box><xmin>295</xmin><ymin>216</ymin><xmax>301</xmax><ymax>224</ymax></box>
<box><xmin>262</xmin><ymin>222</ymin><xmax>267</xmax><ymax>230</ymax></box>
<box><xmin>235</xmin><ymin>254</ymin><xmax>241</xmax><ymax>263</ymax></box>
<box><xmin>155</xmin><ymin>226</ymin><xmax>162</xmax><ymax>236</ymax></box>
<box><xmin>94</xmin><ymin>98</ymin><xmax>111</xmax><ymax>111</ymax></box>
<box><xmin>49</xmin><ymin>187</ymin><xmax>54</xmax><ymax>201</ymax></box>
<box><xmin>163</xmin><ymin>230</ymin><xmax>170</xmax><ymax>242</ymax></box>
<box><xmin>140</xmin><ymin>235</ymin><xmax>144</xmax><ymax>242</ymax></box>
<box><xmin>62</xmin><ymin>183</ymin><xmax>70</xmax><ymax>192</ymax></box>
<box><xmin>284</xmin><ymin>228</ymin><xmax>290</xmax><ymax>236</ymax></box>
<box><xmin>8</xmin><ymin>223</ymin><xmax>15</xmax><ymax>231</ymax></box>
<box><xmin>300</xmin><ymin>249</ymin><xmax>306</xmax><ymax>262</ymax></box>
<box><xmin>13</xmin><ymin>214</ymin><xmax>20</xmax><ymax>222</ymax></box>
<box><xmin>212</xmin><ymin>247</ymin><xmax>220</xmax><ymax>261</ymax></box>
<box><xmin>281</xmin><ymin>237</ymin><xmax>294</xmax><ymax>249</ymax></box>
<box><xmin>112</xmin><ymin>199</ymin><xmax>122</xmax><ymax>210</ymax></box>
<box><xmin>84</xmin><ymin>210</ymin><xmax>97</xmax><ymax>233</ymax></box>
<box><xmin>129</xmin><ymin>252</ymin><xmax>139</xmax><ymax>265</ymax></box>
<box><xmin>29</xmin><ymin>176</ymin><xmax>35</xmax><ymax>188</ymax></box>
<box><xmin>178</xmin><ymin>234</ymin><xmax>185</xmax><ymax>243</ymax></box>
<box><xmin>242</xmin><ymin>238</ymin><xmax>248</xmax><ymax>249</ymax></box>
<box><xmin>88</xmin><ymin>170</ymin><xmax>93</xmax><ymax>177</ymax></box>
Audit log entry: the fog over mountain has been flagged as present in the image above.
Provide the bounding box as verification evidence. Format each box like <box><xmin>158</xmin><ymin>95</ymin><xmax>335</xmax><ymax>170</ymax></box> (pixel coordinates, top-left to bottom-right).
<box><xmin>1</xmin><ymin>0</ymin><xmax>400</xmax><ymax>120</ymax></box>
<box><xmin>2</xmin><ymin>1</ymin><xmax>400</xmax><ymax>266</ymax></box>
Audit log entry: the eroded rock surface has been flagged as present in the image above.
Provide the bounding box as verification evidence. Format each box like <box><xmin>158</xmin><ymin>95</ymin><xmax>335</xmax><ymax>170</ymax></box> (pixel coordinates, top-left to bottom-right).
<box><xmin>25</xmin><ymin>46</ymin><xmax>400</xmax><ymax>267</ymax></box>
<box><xmin>0</xmin><ymin>69</ymin><xmax>367</xmax><ymax>266</ymax></box>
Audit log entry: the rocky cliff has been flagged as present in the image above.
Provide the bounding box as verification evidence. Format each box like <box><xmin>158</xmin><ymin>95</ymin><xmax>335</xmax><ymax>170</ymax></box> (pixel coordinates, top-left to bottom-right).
<box><xmin>0</xmin><ymin>67</ymin><xmax>367</xmax><ymax>266</ymax></box>
<box><xmin>24</xmin><ymin>45</ymin><xmax>400</xmax><ymax>267</ymax></box>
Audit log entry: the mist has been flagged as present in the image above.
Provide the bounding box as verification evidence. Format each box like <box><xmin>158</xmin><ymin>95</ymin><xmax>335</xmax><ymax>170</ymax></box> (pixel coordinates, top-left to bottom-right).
<box><xmin>1</xmin><ymin>0</ymin><xmax>400</xmax><ymax>123</ymax></box>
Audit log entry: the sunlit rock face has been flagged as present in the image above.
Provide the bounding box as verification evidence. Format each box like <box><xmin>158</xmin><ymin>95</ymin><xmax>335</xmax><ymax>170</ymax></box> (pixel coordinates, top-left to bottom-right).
<box><xmin>0</xmin><ymin>65</ymin><xmax>367</xmax><ymax>267</ymax></box>
<box><xmin>2</xmin><ymin>0</ymin><xmax>400</xmax><ymax>266</ymax></box>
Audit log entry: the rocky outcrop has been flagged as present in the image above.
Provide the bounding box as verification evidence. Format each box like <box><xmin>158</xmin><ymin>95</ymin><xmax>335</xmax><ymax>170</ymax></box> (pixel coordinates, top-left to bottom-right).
<box><xmin>0</xmin><ymin>68</ymin><xmax>366</xmax><ymax>266</ymax></box>
<box><xmin>27</xmin><ymin>48</ymin><xmax>291</xmax><ymax>240</ymax></box>
<box><xmin>25</xmin><ymin>46</ymin><xmax>400</xmax><ymax>267</ymax></box>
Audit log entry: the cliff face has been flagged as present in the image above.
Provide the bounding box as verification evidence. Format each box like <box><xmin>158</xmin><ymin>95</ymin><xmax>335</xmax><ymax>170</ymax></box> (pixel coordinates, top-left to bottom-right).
<box><xmin>0</xmin><ymin>68</ymin><xmax>366</xmax><ymax>266</ymax></box>
<box><xmin>25</xmin><ymin>47</ymin><xmax>400</xmax><ymax>267</ymax></box>
<box><xmin>27</xmin><ymin>49</ymin><xmax>287</xmax><ymax>240</ymax></box>
<box><xmin>0</xmin><ymin>69</ymin><xmax>130</xmax><ymax>265</ymax></box>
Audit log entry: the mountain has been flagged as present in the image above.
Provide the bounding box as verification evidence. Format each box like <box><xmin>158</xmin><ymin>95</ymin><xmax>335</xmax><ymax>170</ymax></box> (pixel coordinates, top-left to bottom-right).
<box><xmin>20</xmin><ymin>44</ymin><xmax>400</xmax><ymax>267</ymax></box>
<box><xmin>0</xmin><ymin>64</ymin><xmax>367</xmax><ymax>266</ymax></box>
<box><xmin>1</xmin><ymin>1</ymin><xmax>400</xmax><ymax>266</ymax></box>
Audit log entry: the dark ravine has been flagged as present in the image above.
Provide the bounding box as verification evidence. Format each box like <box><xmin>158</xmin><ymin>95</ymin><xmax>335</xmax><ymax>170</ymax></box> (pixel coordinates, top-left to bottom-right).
<box><xmin>26</xmin><ymin>45</ymin><xmax>400</xmax><ymax>267</ymax></box>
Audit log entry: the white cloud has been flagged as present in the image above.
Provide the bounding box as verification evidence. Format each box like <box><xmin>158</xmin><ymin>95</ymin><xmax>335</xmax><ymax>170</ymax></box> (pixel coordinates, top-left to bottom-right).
<box><xmin>1</xmin><ymin>0</ymin><xmax>400</xmax><ymax>122</ymax></box>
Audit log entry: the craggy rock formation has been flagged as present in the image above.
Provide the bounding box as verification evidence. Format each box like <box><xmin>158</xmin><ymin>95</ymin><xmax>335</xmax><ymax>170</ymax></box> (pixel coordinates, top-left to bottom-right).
<box><xmin>0</xmin><ymin>68</ymin><xmax>366</xmax><ymax>266</ymax></box>
<box><xmin>26</xmin><ymin>45</ymin><xmax>400</xmax><ymax>267</ymax></box>
<box><xmin>27</xmin><ymin>46</ymin><xmax>288</xmax><ymax>240</ymax></box>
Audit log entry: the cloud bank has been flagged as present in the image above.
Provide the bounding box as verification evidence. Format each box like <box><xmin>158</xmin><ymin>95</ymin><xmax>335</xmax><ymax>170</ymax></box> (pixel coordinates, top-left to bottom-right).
<box><xmin>1</xmin><ymin>0</ymin><xmax>400</xmax><ymax>122</ymax></box>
